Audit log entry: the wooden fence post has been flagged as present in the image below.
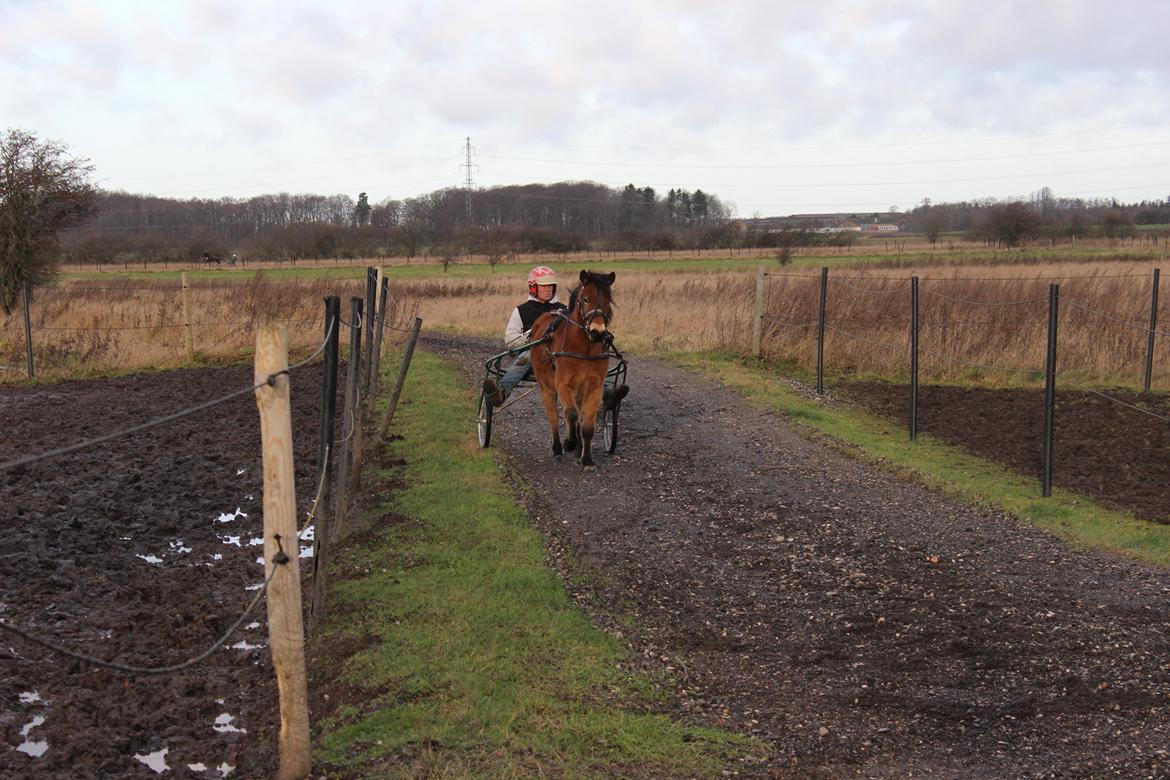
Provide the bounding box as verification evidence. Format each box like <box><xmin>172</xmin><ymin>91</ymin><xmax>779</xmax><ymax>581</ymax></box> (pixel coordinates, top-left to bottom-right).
<box><xmin>378</xmin><ymin>317</ymin><xmax>423</xmax><ymax>439</ymax></box>
<box><xmin>254</xmin><ymin>324</ymin><xmax>310</xmax><ymax>780</ymax></box>
<box><xmin>181</xmin><ymin>272</ymin><xmax>194</xmax><ymax>363</ymax></box>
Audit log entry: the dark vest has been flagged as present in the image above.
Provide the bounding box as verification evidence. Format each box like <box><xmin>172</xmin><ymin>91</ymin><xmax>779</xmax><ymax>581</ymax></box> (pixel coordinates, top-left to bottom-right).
<box><xmin>517</xmin><ymin>300</ymin><xmax>565</xmax><ymax>332</ymax></box>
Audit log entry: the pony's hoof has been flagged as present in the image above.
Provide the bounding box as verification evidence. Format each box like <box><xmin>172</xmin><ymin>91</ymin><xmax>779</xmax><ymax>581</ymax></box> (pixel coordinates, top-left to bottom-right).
<box><xmin>582</xmin><ymin>462</ymin><xmax>595</xmax><ymax>471</ymax></box>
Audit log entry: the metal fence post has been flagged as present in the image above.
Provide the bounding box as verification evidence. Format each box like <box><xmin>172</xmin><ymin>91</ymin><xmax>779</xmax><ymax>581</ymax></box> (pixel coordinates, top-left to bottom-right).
<box><xmin>310</xmin><ymin>296</ymin><xmax>341</xmax><ymax>627</ymax></box>
<box><xmin>1144</xmin><ymin>268</ymin><xmax>1160</xmax><ymax>393</ymax></box>
<box><xmin>378</xmin><ymin>317</ymin><xmax>423</xmax><ymax>440</ymax></box>
<box><xmin>1042</xmin><ymin>283</ymin><xmax>1059</xmax><ymax>497</ymax></box>
<box><xmin>752</xmin><ymin>265</ymin><xmax>764</xmax><ymax>358</ymax></box>
<box><xmin>910</xmin><ymin>276</ymin><xmax>919</xmax><ymax>441</ymax></box>
<box><xmin>21</xmin><ymin>278</ymin><xmax>34</xmax><ymax>380</ymax></box>
<box><xmin>369</xmin><ymin>275</ymin><xmax>390</xmax><ymax>405</ymax></box>
<box><xmin>363</xmin><ymin>267</ymin><xmax>376</xmax><ymax>397</ymax></box>
<box><xmin>816</xmin><ymin>266</ymin><xmax>828</xmax><ymax>395</ymax></box>
<box><xmin>331</xmin><ymin>297</ymin><xmax>363</xmax><ymax>543</ymax></box>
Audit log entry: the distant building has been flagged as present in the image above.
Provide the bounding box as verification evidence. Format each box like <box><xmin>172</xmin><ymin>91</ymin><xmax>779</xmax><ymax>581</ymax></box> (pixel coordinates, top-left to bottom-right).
<box><xmin>743</xmin><ymin>212</ymin><xmax>903</xmax><ymax>233</ymax></box>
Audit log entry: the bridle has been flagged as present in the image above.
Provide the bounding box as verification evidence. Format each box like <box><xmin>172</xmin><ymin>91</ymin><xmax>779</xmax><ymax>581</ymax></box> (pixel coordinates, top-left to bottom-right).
<box><xmin>546</xmin><ymin>283</ymin><xmax>617</xmax><ymax>362</ymax></box>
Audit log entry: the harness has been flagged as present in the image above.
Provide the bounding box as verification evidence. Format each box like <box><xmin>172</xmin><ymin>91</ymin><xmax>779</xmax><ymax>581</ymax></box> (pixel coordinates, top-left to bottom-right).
<box><xmin>543</xmin><ymin>304</ymin><xmax>624</xmax><ymax>368</ymax></box>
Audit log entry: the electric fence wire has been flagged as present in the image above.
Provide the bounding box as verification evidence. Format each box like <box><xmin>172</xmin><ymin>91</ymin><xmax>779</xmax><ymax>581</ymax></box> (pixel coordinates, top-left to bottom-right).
<box><xmin>915</xmin><ymin>343</ymin><xmax>1043</xmax><ymax>375</ymax></box>
<box><xmin>831</xmin><ymin>278</ymin><xmax>914</xmax><ymax>294</ymax></box>
<box><xmin>918</xmin><ymin>289</ymin><xmax>1050</xmax><ymax>306</ymax></box>
<box><xmin>822</xmin><ymin>324</ymin><xmax>909</xmax><ymax>352</ymax></box>
<box><xmin>0</xmin><ymin>314</ymin><xmax>337</xmax><ymax>475</ymax></box>
<box><xmin>0</xmin><ymin>325</ymin><xmax>338</xmax><ymax>674</ymax></box>
<box><xmin>1059</xmin><ymin>380</ymin><xmax>1170</xmax><ymax>424</ymax></box>
<box><xmin>759</xmin><ymin>317</ymin><xmax>819</xmax><ymax>329</ymax></box>
<box><xmin>1063</xmin><ymin>299</ymin><xmax>1170</xmax><ymax>337</ymax></box>
<box><xmin>0</xmin><ymin>563</ymin><xmax>280</xmax><ymax>676</ymax></box>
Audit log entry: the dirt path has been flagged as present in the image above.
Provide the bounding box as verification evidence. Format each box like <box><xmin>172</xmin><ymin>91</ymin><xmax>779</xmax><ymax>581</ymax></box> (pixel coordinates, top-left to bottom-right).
<box><xmin>429</xmin><ymin>334</ymin><xmax>1170</xmax><ymax>779</ymax></box>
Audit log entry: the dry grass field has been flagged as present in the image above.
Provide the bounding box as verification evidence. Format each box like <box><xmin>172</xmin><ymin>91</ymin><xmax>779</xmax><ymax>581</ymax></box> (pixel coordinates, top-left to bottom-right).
<box><xmin>3</xmin><ymin>248</ymin><xmax>1167</xmax><ymax>389</ymax></box>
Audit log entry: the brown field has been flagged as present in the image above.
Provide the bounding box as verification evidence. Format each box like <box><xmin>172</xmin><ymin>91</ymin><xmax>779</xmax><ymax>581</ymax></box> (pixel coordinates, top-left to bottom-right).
<box><xmin>3</xmin><ymin>250</ymin><xmax>1168</xmax><ymax>389</ymax></box>
<box><xmin>402</xmin><ymin>259</ymin><xmax>1170</xmax><ymax>389</ymax></box>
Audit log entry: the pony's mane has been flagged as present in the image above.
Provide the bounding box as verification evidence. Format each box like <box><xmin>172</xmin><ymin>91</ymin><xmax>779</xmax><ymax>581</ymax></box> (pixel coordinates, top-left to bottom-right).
<box><xmin>567</xmin><ymin>271</ymin><xmax>614</xmax><ymax>313</ymax></box>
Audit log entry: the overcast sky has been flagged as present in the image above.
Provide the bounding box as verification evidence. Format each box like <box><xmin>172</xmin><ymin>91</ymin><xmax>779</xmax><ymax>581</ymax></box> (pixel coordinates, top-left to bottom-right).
<box><xmin>2</xmin><ymin>0</ymin><xmax>1168</xmax><ymax>217</ymax></box>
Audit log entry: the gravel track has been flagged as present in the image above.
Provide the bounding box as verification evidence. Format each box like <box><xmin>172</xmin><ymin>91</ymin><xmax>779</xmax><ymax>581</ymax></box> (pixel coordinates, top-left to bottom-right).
<box><xmin>428</xmin><ymin>333</ymin><xmax>1170</xmax><ymax>779</ymax></box>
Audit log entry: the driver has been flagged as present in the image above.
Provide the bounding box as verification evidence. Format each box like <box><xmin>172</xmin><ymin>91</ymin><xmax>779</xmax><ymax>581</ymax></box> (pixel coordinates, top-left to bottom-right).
<box><xmin>482</xmin><ymin>266</ymin><xmax>565</xmax><ymax>407</ymax></box>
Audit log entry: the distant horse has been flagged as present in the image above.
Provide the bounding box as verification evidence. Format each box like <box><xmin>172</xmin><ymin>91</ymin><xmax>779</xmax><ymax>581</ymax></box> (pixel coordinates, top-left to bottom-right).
<box><xmin>529</xmin><ymin>270</ymin><xmax>617</xmax><ymax>468</ymax></box>
<box><xmin>201</xmin><ymin>252</ymin><xmax>224</xmax><ymax>266</ymax></box>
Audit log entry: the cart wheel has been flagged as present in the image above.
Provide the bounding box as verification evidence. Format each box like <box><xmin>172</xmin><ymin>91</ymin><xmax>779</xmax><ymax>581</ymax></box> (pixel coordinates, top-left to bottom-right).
<box><xmin>602</xmin><ymin>402</ymin><xmax>619</xmax><ymax>454</ymax></box>
<box><xmin>477</xmin><ymin>390</ymin><xmax>493</xmax><ymax>448</ymax></box>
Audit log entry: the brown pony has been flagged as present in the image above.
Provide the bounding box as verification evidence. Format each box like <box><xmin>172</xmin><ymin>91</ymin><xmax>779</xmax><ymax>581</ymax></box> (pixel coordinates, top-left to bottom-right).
<box><xmin>529</xmin><ymin>270</ymin><xmax>616</xmax><ymax>468</ymax></box>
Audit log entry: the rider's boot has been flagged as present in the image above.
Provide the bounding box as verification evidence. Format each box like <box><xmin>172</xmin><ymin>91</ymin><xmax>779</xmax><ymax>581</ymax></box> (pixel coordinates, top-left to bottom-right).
<box><xmin>483</xmin><ymin>378</ymin><xmax>507</xmax><ymax>408</ymax></box>
<box><xmin>603</xmin><ymin>385</ymin><xmax>629</xmax><ymax>410</ymax></box>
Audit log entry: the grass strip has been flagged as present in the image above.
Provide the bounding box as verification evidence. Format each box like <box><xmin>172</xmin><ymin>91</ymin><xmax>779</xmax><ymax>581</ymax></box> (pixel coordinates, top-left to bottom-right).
<box><xmin>676</xmin><ymin>352</ymin><xmax>1170</xmax><ymax>569</ymax></box>
<box><xmin>313</xmin><ymin>349</ymin><xmax>758</xmax><ymax>778</ymax></box>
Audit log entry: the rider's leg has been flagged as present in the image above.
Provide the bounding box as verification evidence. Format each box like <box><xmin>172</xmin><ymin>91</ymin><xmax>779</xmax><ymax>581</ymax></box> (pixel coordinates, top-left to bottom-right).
<box><xmin>484</xmin><ymin>359</ymin><xmax>530</xmax><ymax>406</ymax></box>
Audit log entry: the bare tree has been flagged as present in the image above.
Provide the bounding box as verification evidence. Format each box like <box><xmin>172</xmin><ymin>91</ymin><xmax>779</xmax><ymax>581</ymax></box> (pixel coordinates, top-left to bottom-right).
<box><xmin>1</xmin><ymin>129</ymin><xmax>96</xmax><ymax>312</ymax></box>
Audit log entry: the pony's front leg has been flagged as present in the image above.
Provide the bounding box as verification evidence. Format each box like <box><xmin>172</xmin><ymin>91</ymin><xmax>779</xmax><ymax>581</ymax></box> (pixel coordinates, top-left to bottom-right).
<box><xmin>538</xmin><ymin>382</ymin><xmax>563</xmax><ymax>457</ymax></box>
<box><xmin>577</xmin><ymin>380</ymin><xmax>604</xmax><ymax>469</ymax></box>
<box><xmin>559</xmin><ymin>379</ymin><xmax>580</xmax><ymax>453</ymax></box>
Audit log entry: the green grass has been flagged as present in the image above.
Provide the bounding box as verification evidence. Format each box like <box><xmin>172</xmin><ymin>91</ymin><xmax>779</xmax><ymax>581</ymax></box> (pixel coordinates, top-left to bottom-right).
<box><xmin>312</xmin><ymin>350</ymin><xmax>759</xmax><ymax>778</ymax></box>
<box><xmin>675</xmin><ymin>352</ymin><xmax>1170</xmax><ymax>569</ymax></box>
<box><xmin>54</xmin><ymin>239</ymin><xmax>1165</xmax><ymax>286</ymax></box>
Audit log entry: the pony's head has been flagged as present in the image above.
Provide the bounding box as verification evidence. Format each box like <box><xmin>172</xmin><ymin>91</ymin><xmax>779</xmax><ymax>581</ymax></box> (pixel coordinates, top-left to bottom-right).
<box><xmin>569</xmin><ymin>270</ymin><xmax>616</xmax><ymax>342</ymax></box>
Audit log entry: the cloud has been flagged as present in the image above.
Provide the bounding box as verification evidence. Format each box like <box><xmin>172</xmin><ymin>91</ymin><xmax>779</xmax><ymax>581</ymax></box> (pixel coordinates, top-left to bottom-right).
<box><xmin>3</xmin><ymin>0</ymin><xmax>1168</xmax><ymax>211</ymax></box>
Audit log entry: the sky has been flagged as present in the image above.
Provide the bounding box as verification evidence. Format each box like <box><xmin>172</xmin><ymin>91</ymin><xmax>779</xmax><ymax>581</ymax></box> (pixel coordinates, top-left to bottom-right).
<box><xmin>2</xmin><ymin>0</ymin><xmax>1169</xmax><ymax>218</ymax></box>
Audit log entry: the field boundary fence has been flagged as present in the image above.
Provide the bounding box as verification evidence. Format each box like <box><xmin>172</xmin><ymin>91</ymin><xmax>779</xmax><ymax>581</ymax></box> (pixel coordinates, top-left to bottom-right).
<box><xmin>1</xmin><ymin>267</ymin><xmax>425</xmax><ymax>777</ymax></box>
<box><xmin>754</xmin><ymin>265</ymin><xmax>1165</xmax><ymax>498</ymax></box>
<box><xmin>1</xmin><ymin>273</ymin><xmax>381</xmax><ymax>381</ymax></box>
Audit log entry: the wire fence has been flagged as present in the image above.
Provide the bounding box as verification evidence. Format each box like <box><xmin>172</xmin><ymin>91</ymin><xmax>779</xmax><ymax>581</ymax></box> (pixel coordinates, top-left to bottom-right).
<box><xmin>1</xmin><ymin>274</ymin><xmax>421</xmax><ymax>772</ymax></box>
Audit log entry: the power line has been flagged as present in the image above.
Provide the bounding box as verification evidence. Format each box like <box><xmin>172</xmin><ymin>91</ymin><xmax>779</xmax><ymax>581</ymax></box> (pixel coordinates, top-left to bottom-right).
<box><xmin>479</xmin><ymin>141</ymin><xmax>1170</xmax><ymax>171</ymax></box>
<box><xmin>476</xmin><ymin>123</ymin><xmax>1165</xmax><ymax>153</ymax></box>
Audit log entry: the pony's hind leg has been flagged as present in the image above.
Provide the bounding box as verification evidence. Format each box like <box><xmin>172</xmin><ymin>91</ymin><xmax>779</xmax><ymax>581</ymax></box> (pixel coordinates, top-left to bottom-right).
<box><xmin>538</xmin><ymin>383</ymin><xmax>563</xmax><ymax>457</ymax></box>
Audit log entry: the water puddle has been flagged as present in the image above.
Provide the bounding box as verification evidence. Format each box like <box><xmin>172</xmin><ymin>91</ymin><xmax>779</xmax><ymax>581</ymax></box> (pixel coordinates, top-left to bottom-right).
<box><xmin>229</xmin><ymin>640</ymin><xmax>264</xmax><ymax>651</ymax></box>
<box><xmin>212</xmin><ymin>713</ymin><xmax>247</xmax><ymax>734</ymax></box>
<box><xmin>134</xmin><ymin>747</ymin><xmax>169</xmax><ymax>773</ymax></box>
<box><xmin>215</xmin><ymin>508</ymin><xmax>248</xmax><ymax>524</ymax></box>
<box><xmin>16</xmin><ymin>715</ymin><xmax>48</xmax><ymax>758</ymax></box>
<box><xmin>187</xmin><ymin>761</ymin><xmax>235</xmax><ymax>775</ymax></box>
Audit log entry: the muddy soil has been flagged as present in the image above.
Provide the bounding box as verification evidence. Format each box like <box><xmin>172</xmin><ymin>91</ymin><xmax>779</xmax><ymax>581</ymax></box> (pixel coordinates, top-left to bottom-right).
<box><xmin>1</xmin><ymin>364</ymin><xmax>336</xmax><ymax>779</ymax></box>
<box><xmin>840</xmin><ymin>381</ymin><xmax>1170</xmax><ymax>525</ymax></box>
<box><xmin>430</xmin><ymin>333</ymin><xmax>1170</xmax><ymax>779</ymax></box>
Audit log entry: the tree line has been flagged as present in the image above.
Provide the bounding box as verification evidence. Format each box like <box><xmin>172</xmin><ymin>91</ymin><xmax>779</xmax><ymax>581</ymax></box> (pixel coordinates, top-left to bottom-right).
<box><xmin>56</xmin><ymin>181</ymin><xmax>737</xmax><ymax>266</ymax></box>
<box><xmin>902</xmin><ymin>187</ymin><xmax>1170</xmax><ymax>247</ymax></box>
